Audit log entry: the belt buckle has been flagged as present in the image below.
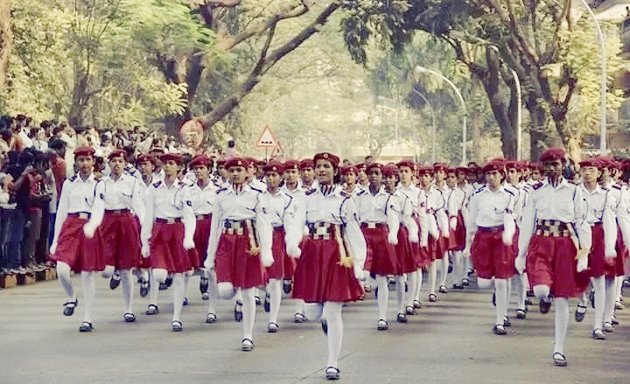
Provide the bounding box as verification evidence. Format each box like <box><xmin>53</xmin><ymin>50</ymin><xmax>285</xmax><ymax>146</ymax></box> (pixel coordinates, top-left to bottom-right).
<box><xmin>315</xmin><ymin>224</ymin><xmax>329</xmax><ymax>237</ymax></box>
<box><xmin>367</xmin><ymin>222</ymin><xmax>376</xmax><ymax>229</ymax></box>
<box><xmin>196</xmin><ymin>214</ymin><xmax>204</xmax><ymax>220</ymax></box>
<box><xmin>167</xmin><ymin>218</ymin><xmax>176</xmax><ymax>224</ymax></box>
<box><xmin>79</xmin><ymin>212</ymin><xmax>89</xmax><ymax>219</ymax></box>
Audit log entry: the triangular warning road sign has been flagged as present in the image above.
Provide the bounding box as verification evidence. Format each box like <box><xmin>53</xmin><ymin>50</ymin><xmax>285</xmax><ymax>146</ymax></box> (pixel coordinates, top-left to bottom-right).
<box><xmin>256</xmin><ymin>126</ymin><xmax>277</xmax><ymax>148</ymax></box>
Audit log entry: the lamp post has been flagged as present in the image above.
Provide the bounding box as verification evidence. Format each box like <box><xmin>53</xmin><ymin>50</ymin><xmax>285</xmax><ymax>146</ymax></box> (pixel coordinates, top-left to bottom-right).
<box><xmin>411</xmin><ymin>88</ymin><xmax>437</xmax><ymax>163</ymax></box>
<box><xmin>489</xmin><ymin>46</ymin><xmax>522</xmax><ymax>160</ymax></box>
<box><xmin>415</xmin><ymin>66</ymin><xmax>468</xmax><ymax>164</ymax></box>
<box><xmin>577</xmin><ymin>0</ymin><xmax>607</xmax><ymax>154</ymax></box>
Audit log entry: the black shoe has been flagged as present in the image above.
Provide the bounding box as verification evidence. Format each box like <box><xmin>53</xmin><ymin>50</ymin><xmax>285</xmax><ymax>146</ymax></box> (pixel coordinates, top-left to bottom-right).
<box><xmin>254</xmin><ymin>295</ymin><xmax>261</xmax><ymax>305</ymax></box>
<box><xmin>79</xmin><ymin>321</ymin><xmax>93</xmax><ymax>333</ymax></box>
<box><xmin>377</xmin><ymin>319</ymin><xmax>389</xmax><ymax>331</ymax></box>
<box><xmin>182</xmin><ymin>297</ymin><xmax>189</xmax><ymax>306</ymax></box>
<box><xmin>575</xmin><ymin>304</ymin><xmax>587</xmax><ymax>322</ymax></box>
<box><xmin>452</xmin><ymin>283</ymin><xmax>465</xmax><ymax>290</ymax></box>
<box><xmin>396</xmin><ymin>313</ymin><xmax>408</xmax><ymax>323</ymax></box>
<box><xmin>516</xmin><ymin>309</ymin><xmax>527</xmax><ymax>319</ymax></box>
<box><xmin>325</xmin><ymin>366</ymin><xmax>340</xmax><ymax>381</ymax></box>
<box><xmin>294</xmin><ymin>312</ymin><xmax>306</xmax><ymax>323</ymax></box>
<box><xmin>109</xmin><ymin>272</ymin><xmax>121</xmax><ymax>290</ymax></box>
<box><xmin>428</xmin><ymin>294</ymin><xmax>438</xmax><ymax>302</ymax></box>
<box><xmin>467</xmin><ymin>268</ymin><xmax>475</xmax><ymax>277</ymax></box>
<box><xmin>539</xmin><ymin>297</ymin><xmax>552</xmax><ymax>314</ymax></box>
<box><xmin>589</xmin><ymin>290</ymin><xmax>595</xmax><ymax>309</ymax></box>
<box><xmin>438</xmin><ymin>285</ymin><xmax>448</xmax><ymax>294</ymax></box>
<box><xmin>139</xmin><ymin>280</ymin><xmax>150</xmax><ymax>297</ymax></box>
<box><xmin>503</xmin><ymin>316</ymin><xmax>512</xmax><ymax>327</ymax></box>
<box><xmin>524</xmin><ymin>297</ymin><xmax>533</xmax><ymax>306</ymax></box>
<box><xmin>526</xmin><ymin>289</ymin><xmax>535</xmax><ymax>298</ymax></box>
<box><xmin>283</xmin><ymin>279</ymin><xmax>292</xmax><ymax>294</ymax></box>
<box><xmin>199</xmin><ymin>277</ymin><xmax>209</xmax><ymax>295</ymax></box>
<box><xmin>267</xmin><ymin>321</ymin><xmax>279</xmax><ymax>333</ymax></box>
<box><xmin>234</xmin><ymin>301</ymin><xmax>243</xmax><ymax>322</ymax></box>
<box><xmin>241</xmin><ymin>338</ymin><xmax>254</xmax><ymax>352</ymax></box>
<box><xmin>145</xmin><ymin>304</ymin><xmax>159</xmax><ymax>315</ymax></box>
<box><xmin>165</xmin><ymin>275</ymin><xmax>173</xmax><ymax>288</ymax></box>
<box><xmin>263</xmin><ymin>293</ymin><xmax>271</xmax><ymax>313</ymax></box>
<box><xmin>493</xmin><ymin>324</ymin><xmax>506</xmax><ymax>335</ymax></box>
<box><xmin>413</xmin><ymin>299</ymin><xmax>422</xmax><ymax>309</ymax></box>
<box><xmin>63</xmin><ymin>299</ymin><xmax>78</xmax><ymax>317</ymax></box>
<box><xmin>405</xmin><ymin>305</ymin><xmax>416</xmax><ymax>315</ymax></box>
<box><xmin>206</xmin><ymin>312</ymin><xmax>217</xmax><ymax>323</ymax></box>
<box><xmin>492</xmin><ymin>291</ymin><xmax>496</xmax><ymax>307</ymax></box>
<box><xmin>159</xmin><ymin>282</ymin><xmax>168</xmax><ymax>291</ymax></box>
<box><xmin>123</xmin><ymin>313</ymin><xmax>136</xmax><ymax>323</ymax></box>
<box><xmin>462</xmin><ymin>278</ymin><xmax>470</xmax><ymax>287</ymax></box>
<box><xmin>321</xmin><ymin>319</ymin><xmax>328</xmax><ymax>335</ymax></box>
<box><xmin>552</xmin><ymin>352</ymin><xmax>567</xmax><ymax>367</ymax></box>
<box><xmin>171</xmin><ymin>320</ymin><xmax>183</xmax><ymax>332</ymax></box>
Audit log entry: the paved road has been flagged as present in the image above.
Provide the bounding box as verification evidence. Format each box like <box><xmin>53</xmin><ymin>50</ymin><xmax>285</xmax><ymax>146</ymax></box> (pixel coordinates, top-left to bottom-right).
<box><xmin>1</xmin><ymin>276</ymin><xmax>629</xmax><ymax>384</ymax></box>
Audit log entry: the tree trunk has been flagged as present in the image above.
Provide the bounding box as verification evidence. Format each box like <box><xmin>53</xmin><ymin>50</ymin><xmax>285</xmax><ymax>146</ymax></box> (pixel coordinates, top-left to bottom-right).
<box><xmin>525</xmin><ymin>93</ymin><xmax>550</xmax><ymax>161</ymax></box>
<box><xmin>0</xmin><ymin>0</ymin><xmax>12</xmax><ymax>90</ymax></box>
<box><xmin>470</xmin><ymin>106</ymin><xmax>481</xmax><ymax>163</ymax></box>
<box><xmin>555</xmin><ymin>118</ymin><xmax>582</xmax><ymax>162</ymax></box>
<box><xmin>68</xmin><ymin>70</ymin><xmax>90</xmax><ymax>127</ymax></box>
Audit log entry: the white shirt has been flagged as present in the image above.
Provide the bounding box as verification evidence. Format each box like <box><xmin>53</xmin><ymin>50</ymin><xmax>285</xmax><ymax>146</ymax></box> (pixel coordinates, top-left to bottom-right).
<box><xmin>142</xmin><ymin>178</ymin><xmax>195</xmax><ymax>245</ymax></box>
<box><xmin>185</xmin><ymin>180</ymin><xmax>217</xmax><ymax>216</ymax></box>
<box><xmin>467</xmin><ymin>186</ymin><xmax>515</xmax><ymax>229</ymax></box>
<box><xmin>580</xmin><ymin>184</ymin><xmax>617</xmax><ymax>253</ymax></box>
<box><xmin>102</xmin><ymin>173</ymin><xmax>145</xmax><ymax>218</ymax></box>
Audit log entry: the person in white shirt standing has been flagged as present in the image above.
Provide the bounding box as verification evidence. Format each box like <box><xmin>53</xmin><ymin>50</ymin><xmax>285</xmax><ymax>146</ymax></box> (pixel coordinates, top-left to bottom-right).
<box><xmin>50</xmin><ymin>147</ymin><xmax>106</xmax><ymax>332</ymax></box>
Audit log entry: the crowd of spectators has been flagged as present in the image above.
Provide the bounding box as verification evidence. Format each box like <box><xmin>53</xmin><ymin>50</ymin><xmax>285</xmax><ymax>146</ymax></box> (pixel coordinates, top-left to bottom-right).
<box><xmin>0</xmin><ymin>114</ymin><xmax>196</xmax><ymax>276</ymax></box>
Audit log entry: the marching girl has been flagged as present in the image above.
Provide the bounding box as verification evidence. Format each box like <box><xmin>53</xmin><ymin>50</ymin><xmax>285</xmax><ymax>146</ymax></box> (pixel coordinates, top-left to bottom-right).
<box><xmin>100</xmin><ymin>149</ymin><xmax>145</xmax><ymax>323</ymax></box>
<box><xmin>292</xmin><ymin>152</ymin><xmax>366</xmax><ymax>381</ymax></box>
<box><xmin>382</xmin><ymin>164</ymin><xmax>421</xmax><ymax>323</ymax></box>
<box><xmin>260</xmin><ymin>161</ymin><xmax>301</xmax><ymax>333</ymax></box>
<box><xmin>465</xmin><ymin>160</ymin><xmax>516</xmax><ymax>335</ymax></box>
<box><xmin>50</xmin><ymin>147</ymin><xmax>106</xmax><ymax>332</ymax></box>
<box><xmin>205</xmin><ymin>157</ymin><xmax>273</xmax><ymax>351</ymax></box>
<box><xmin>141</xmin><ymin>153</ymin><xmax>197</xmax><ymax>331</ymax></box>
<box><xmin>136</xmin><ymin>154</ymin><xmax>157</xmax><ymax>299</ymax></box>
<box><xmin>445</xmin><ymin>168</ymin><xmax>468</xmax><ymax>290</ymax></box>
<box><xmin>516</xmin><ymin>148</ymin><xmax>591</xmax><ymax>366</ymax></box>
<box><xmin>184</xmin><ymin>155</ymin><xmax>219</xmax><ymax>323</ymax></box>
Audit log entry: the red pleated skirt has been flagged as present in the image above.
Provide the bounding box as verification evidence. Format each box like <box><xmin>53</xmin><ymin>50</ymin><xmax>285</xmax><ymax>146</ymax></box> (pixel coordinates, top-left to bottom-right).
<box><xmin>51</xmin><ymin>216</ymin><xmax>105</xmax><ymax>272</ymax></box>
<box><xmin>193</xmin><ymin>216</ymin><xmax>212</xmax><ymax>267</ymax></box>
<box><xmin>589</xmin><ymin>223</ymin><xmax>616</xmax><ymax>278</ymax></box>
<box><xmin>448</xmin><ymin>212</ymin><xmax>466</xmax><ymax>251</ymax></box>
<box><xmin>293</xmin><ymin>237</ymin><xmax>363</xmax><ymax>303</ymax></box>
<box><xmin>362</xmin><ymin>226</ymin><xmax>400</xmax><ymax>276</ymax></box>
<box><xmin>267</xmin><ymin>227</ymin><xmax>286</xmax><ymax>280</ymax></box>
<box><xmin>396</xmin><ymin>226</ymin><xmax>420</xmax><ymax>274</ymax></box>
<box><xmin>615</xmin><ymin>225</ymin><xmax>628</xmax><ymax>276</ymax></box>
<box><xmin>215</xmin><ymin>229</ymin><xmax>267</xmax><ymax>288</ymax></box>
<box><xmin>150</xmin><ymin>222</ymin><xmax>197</xmax><ymax>273</ymax></box>
<box><xmin>526</xmin><ymin>235</ymin><xmax>588</xmax><ymax>298</ymax></box>
<box><xmin>101</xmin><ymin>212</ymin><xmax>141</xmax><ymax>270</ymax></box>
<box><xmin>471</xmin><ymin>230</ymin><xmax>515</xmax><ymax>279</ymax></box>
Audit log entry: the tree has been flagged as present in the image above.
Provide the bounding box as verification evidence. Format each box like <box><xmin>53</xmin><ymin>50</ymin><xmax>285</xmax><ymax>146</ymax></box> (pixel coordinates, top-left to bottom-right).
<box><xmin>0</xmin><ymin>0</ymin><xmax>11</xmax><ymax>89</ymax></box>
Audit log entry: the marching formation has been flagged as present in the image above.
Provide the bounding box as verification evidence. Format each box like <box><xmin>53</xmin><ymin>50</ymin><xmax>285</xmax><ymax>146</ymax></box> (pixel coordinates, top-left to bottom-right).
<box><xmin>50</xmin><ymin>145</ymin><xmax>630</xmax><ymax>380</ymax></box>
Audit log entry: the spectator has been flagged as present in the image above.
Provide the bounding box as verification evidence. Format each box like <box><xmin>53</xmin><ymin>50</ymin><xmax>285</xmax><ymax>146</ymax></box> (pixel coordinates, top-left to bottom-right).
<box><xmin>30</xmin><ymin>127</ymin><xmax>49</xmax><ymax>152</ymax></box>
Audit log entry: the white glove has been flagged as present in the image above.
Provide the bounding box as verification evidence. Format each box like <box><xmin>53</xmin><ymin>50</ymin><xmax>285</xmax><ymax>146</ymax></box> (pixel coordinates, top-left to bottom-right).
<box><xmin>353</xmin><ymin>264</ymin><xmax>365</xmax><ymax>281</ymax></box>
<box><xmin>141</xmin><ymin>242</ymin><xmax>150</xmax><ymax>258</ymax></box>
<box><xmin>261</xmin><ymin>249</ymin><xmax>274</xmax><ymax>267</ymax></box>
<box><xmin>577</xmin><ymin>255</ymin><xmax>588</xmax><ymax>273</ymax></box>
<box><xmin>514</xmin><ymin>256</ymin><xmax>526</xmax><ymax>274</ymax></box>
<box><xmin>449</xmin><ymin>217</ymin><xmax>457</xmax><ymax>231</ymax></box>
<box><xmin>605</xmin><ymin>247</ymin><xmax>617</xmax><ymax>259</ymax></box>
<box><xmin>83</xmin><ymin>223</ymin><xmax>97</xmax><ymax>239</ymax></box>
<box><xmin>502</xmin><ymin>230</ymin><xmax>513</xmax><ymax>246</ymax></box>
<box><xmin>409</xmin><ymin>230</ymin><xmax>419</xmax><ymax>244</ymax></box>
<box><xmin>50</xmin><ymin>241</ymin><xmax>57</xmax><ymax>255</ymax></box>
<box><xmin>183</xmin><ymin>237</ymin><xmax>195</xmax><ymax>250</ymax></box>
<box><xmin>204</xmin><ymin>257</ymin><xmax>215</xmax><ymax>271</ymax></box>
<box><xmin>387</xmin><ymin>231</ymin><xmax>398</xmax><ymax>245</ymax></box>
<box><xmin>463</xmin><ymin>245</ymin><xmax>471</xmax><ymax>258</ymax></box>
<box><xmin>286</xmin><ymin>243</ymin><xmax>301</xmax><ymax>259</ymax></box>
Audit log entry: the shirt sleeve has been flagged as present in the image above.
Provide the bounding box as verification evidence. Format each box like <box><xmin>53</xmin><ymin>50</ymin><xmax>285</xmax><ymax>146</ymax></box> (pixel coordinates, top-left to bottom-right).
<box><xmin>86</xmin><ymin>181</ymin><xmax>105</xmax><ymax>229</ymax></box>
<box><xmin>141</xmin><ymin>186</ymin><xmax>155</xmax><ymax>245</ymax></box>
<box><xmin>52</xmin><ymin>180</ymin><xmax>71</xmax><ymax>246</ymax></box>
<box><xmin>341</xmin><ymin>197</ymin><xmax>367</xmax><ymax>266</ymax></box>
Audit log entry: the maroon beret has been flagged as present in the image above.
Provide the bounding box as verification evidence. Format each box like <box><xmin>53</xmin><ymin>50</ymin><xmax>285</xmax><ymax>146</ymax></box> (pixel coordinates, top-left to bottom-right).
<box><xmin>482</xmin><ymin>160</ymin><xmax>505</xmax><ymax>174</ymax></box>
<box><xmin>137</xmin><ymin>154</ymin><xmax>157</xmax><ymax>166</ymax></box>
<box><xmin>433</xmin><ymin>163</ymin><xmax>448</xmax><ymax>172</ymax></box>
<box><xmin>579</xmin><ymin>158</ymin><xmax>601</xmax><ymax>169</ymax></box>
<box><xmin>313</xmin><ymin>152</ymin><xmax>340</xmax><ymax>169</ymax></box>
<box><xmin>225</xmin><ymin>157</ymin><xmax>249</xmax><ymax>169</ymax></box>
<box><xmin>539</xmin><ymin>147</ymin><xmax>565</xmax><ymax>162</ymax></box>
<box><xmin>74</xmin><ymin>147</ymin><xmax>95</xmax><ymax>157</ymax></box>
<box><xmin>416</xmin><ymin>166</ymin><xmax>434</xmax><ymax>176</ymax></box>
<box><xmin>107</xmin><ymin>149</ymin><xmax>126</xmax><ymax>161</ymax></box>
<box><xmin>189</xmin><ymin>155</ymin><xmax>212</xmax><ymax>169</ymax></box>
<box><xmin>299</xmin><ymin>159</ymin><xmax>314</xmax><ymax>170</ymax></box>
<box><xmin>365</xmin><ymin>163</ymin><xmax>384</xmax><ymax>173</ymax></box>
<box><xmin>340</xmin><ymin>165</ymin><xmax>359</xmax><ymax>176</ymax></box>
<box><xmin>263</xmin><ymin>160</ymin><xmax>284</xmax><ymax>174</ymax></box>
<box><xmin>396</xmin><ymin>160</ymin><xmax>415</xmax><ymax>170</ymax></box>
<box><xmin>283</xmin><ymin>160</ymin><xmax>299</xmax><ymax>171</ymax></box>
<box><xmin>159</xmin><ymin>153</ymin><xmax>183</xmax><ymax>164</ymax></box>
<box><xmin>383</xmin><ymin>165</ymin><xmax>399</xmax><ymax>178</ymax></box>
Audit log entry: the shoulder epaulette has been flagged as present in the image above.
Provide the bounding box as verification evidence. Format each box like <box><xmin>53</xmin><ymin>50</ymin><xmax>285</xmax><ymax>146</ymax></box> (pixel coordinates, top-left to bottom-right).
<box><xmin>602</xmin><ymin>186</ymin><xmax>610</xmax><ymax>192</ymax></box>
<box><xmin>474</xmin><ymin>186</ymin><xmax>486</xmax><ymax>194</ymax></box>
<box><xmin>613</xmin><ymin>184</ymin><xmax>622</xmax><ymax>190</ymax></box>
<box><xmin>505</xmin><ymin>188</ymin><xmax>514</xmax><ymax>196</ymax></box>
<box><xmin>69</xmin><ymin>175</ymin><xmax>77</xmax><ymax>182</ymax></box>
<box><xmin>250</xmin><ymin>186</ymin><xmax>263</xmax><ymax>193</ymax></box>
<box><xmin>305</xmin><ymin>188</ymin><xmax>317</xmax><ymax>196</ymax></box>
<box><xmin>357</xmin><ymin>190</ymin><xmax>367</xmax><ymax>196</ymax></box>
<box><xmin>216</xmin><ymin>187</ymin><xmax>228</xmax><ymax>194</ymax></box>
<box><xmin>152</xmin><ymin>181</ymin><xmax>162</xmax><ymax>188</ymax></box>
<box><xmin>532</xmin><ymin>182</ymin><xmax>544</xmax><ymax>190</ymax></box>
<box><xmin>339</xmin><ymin>190</ymin><xmax>351</xmax><ymax>198</ymax></box>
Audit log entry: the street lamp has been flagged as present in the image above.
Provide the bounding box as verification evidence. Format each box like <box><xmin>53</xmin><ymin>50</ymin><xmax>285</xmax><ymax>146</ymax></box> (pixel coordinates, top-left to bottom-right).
<box><xmin>489</xmin><ymin>46</ymin><xmax>522</xmax><ymax>160</ymax></box>
<box><xmin>415</xmin><ymin>66</ymin><xmax>468</xmax><ymax>164</ymax></box>
<box><xmin>376</xmin><ymin>95</ymin><xmax>400</xmax><ymax>142</ymax></box>
<box><xmin>577</xmin><ymin>0</ymin><xmax>607</xmax><ymax>154</ymax></box>
<box><xmin>411</xmin><ymin>88</ymin><xmax>437</xmax><ymax>163</ymax></box>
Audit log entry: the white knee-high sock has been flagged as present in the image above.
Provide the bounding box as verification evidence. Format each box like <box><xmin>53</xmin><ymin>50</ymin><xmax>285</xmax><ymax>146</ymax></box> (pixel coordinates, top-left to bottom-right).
<box><xmin>554</xmin><ymin>298</ymin><xmax>569</xmax><ymax>355</ymax></box>
<box><xmin>324</xmin><ymin>301</ymin><xmax>344</xmax><ymax>368</ymax></box>
<box><xmin>428</xmin><ymin>261</ymin><xmax>437</xmax><ymax>295</ymax></box>
<box><xmin>452</xmin><ymin>251</ymin><xmax>463</xmax><ymax>284</ymax></box>
<box><xmin>615</xmin><ymin>276</ymin><xmax>624</xmax><ymax>301</ymax></box>
<box><xmin>439</xmin><ymin>254</ymin><xmax>449</xmax><ymax>286</ymax></box>
<box><xmin>477</xmin><ymin>277</ymin><xmax>492</xmax><ymax>290</ymax></box>
<box><xmin>516</xmin><ymin>273</ymin><xmax>527</xmax><ymax>310</ymax></box>
<box><xmin>56</xmin><ymin>262</ymin><xmax>75</xmax><ymax>301</ymax></box>
<box><xmin>417</xmin><ymin>270</ymin><xmax>424</xmax><ymax>297</ymax></box>
<box><xmin>218</xmin><ymin>282</ymin><xmax>236</xmax><ymax>300</ymax></box>
<box><xmin>207</xmin><ymin>270</ymin><xmax>219</xmax><ymax>314</ymax></box>
<box><xmin>505</xmin><ymin>277</ymin><xmax>512</xmax><ymax>314</ymax></box>
<box><xmin>406</xmin><ymin>271</ymin><xmax>418</xmax><ymax>306</ymax></box>
<box><xmin>101</xmin><ymin>265</ymin><xmax>115</xmax><ymax>279</ymax></box>
<box><xmin>304</xmin><ymin>302</ymin><xmax>323</xmax><ymax>321</ymax></box>
<box><xmin>376</xmin><ymin>275</ymin><xmax>389</xmax><ymax>321</ymax></box>
<box><xmin>396</xmin><ymin>275</ymin><xmax>406</xmax><ymax>313</ymax></box>
<box><xmin>533</xmin><ymin>284</ymin><xmax>550</xmax><ymax>301</ymax></box>
<box><xmin>462</xmin><ymin>255</ymin><xmax>470</xmax><ymax>277</ymax></box>
<box><xmin>494</xmin><ymin>279</ymin><xmax>508</xmax><ymax>325</ymax></box>
<box><xmin>150</xmin><ymin>269</ymin><xmax>167</xmax><ymax>306</ymax></box>
<box><xmin>604</xmin><ymin>278</ymin><xmax>617</xmax><ymax>323</ymax></box>
<box><xmin>592</xmin><ymin>276</ymin><xmax>605</xmax><ymax>330</ymax></box>
<box><xmin>172</xmin><ymin>273</ymin><xmax>185</xmax><ymax>322</ymax></box>
<box><xmin>268</xmin><ymin>279</ymin><xmax>282</xmax><ymax>324</ymax></box>
<box><xmin>241</xmin><ymin>288</ymin><xmax>256</xmax><ymax>341</ymax></box>
<box><xmin>80</xmin><ymin>271</ymin><xmax>95</xmax><ymax>323</ymax></box>
<box><xmin>120</xmin><ymin>269</ymin><xmax>134</xmax><ymax>314</ymax></box>
<box><xmin>183</xmin><ymin>274</ymin><xmax>189</xmax><ymax>298</ymax></box>
<box><xmin>294</xmin><ymin>299</ymin><xmax>305</xmax><ymax>315</ymax></box>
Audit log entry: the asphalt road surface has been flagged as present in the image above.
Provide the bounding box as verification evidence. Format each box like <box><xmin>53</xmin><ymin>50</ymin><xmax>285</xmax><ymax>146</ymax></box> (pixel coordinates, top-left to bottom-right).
<box><xmin>1</xmin><ymin>276</ymin><xmax>629</xmax><ymax>383</ymax></box>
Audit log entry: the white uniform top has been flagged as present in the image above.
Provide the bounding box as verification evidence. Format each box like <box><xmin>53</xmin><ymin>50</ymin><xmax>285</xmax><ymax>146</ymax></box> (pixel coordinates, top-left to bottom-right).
<box><xmin>504</xmin><ymin>182</ymin><xmax>525</xmax><ymax>225</ymax></box>
<box><xmin>303</xmin><ymin>185</ymin><xmax>367</xmax><ymax>267</ymax></box>
<box><xmin>467</xmin><ymin>186</ymin><xmax>515</xmax><ymax>230</ymax></box>
<box><xmin>282</xmin><ymin>185</ymin><xmax>307</xmax><ymax>241</ymax></box>
<box><xmin>355</xmin><ymin>187</ymin><xmax>400</xmax><ymax>240</ymax></box>
<box><xmin>52</xmin><ymin>173</ymin><xmax>106</xmax><ymax>247</ymax></box>
<box><xmin>249</xmin><ymin>178</ymin><xmax>267</xmax><ymax>191</ymax></box>
<box><xmin>422</xmin><ymin>185</ymin><xmax>449</xmax><ymax>238</ymax></box>
<box><xmin>141</xmin><ymin>178</ymin><xmax>195</xmax><ymax>246</ymax></box>
<box><xmin>206</xmin><ymin>183</ymin><xmax>272</xmax><ymax>266</ymax></box>
<box><xmin>397</xmin><ymin>183</ymin><xmax>429</xmax><ymax>243</ymax></box>
<box><xmin>102</xmin><ymin>173</ymin><xmax>145</xmax><ymax>218</ymax></box>
<box><xmin>602</xmin><ymin>180</ymin><xmax>630</xmax><ymax>246</ymax></box>
<box><xmin>185</xmin><ymin>180</ymin><xmax>217</xmax><ymax>215</ymax></box>
<box><xmin>390</xmin><ymin>189</ymin><xmax>420</xmax><ymax>243</ymax></box>
<box><xmin>580</xmin><ymin>184</ymin><xmax>617</xmax><ymax>253</ymax></box>
<box><xmin>124</xmin><ymin>164</ymin><xmax>142</xmax><ymax>181</ymax></box>
<box><xmin>518</xmin><ymin>178</ymin><xmax>591</xmax><ymax>258</ymax></box>
<box><xmin>261</xmin><ymin>189</ymin><xmax>301</xmax><ymax>249</ymax></box>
